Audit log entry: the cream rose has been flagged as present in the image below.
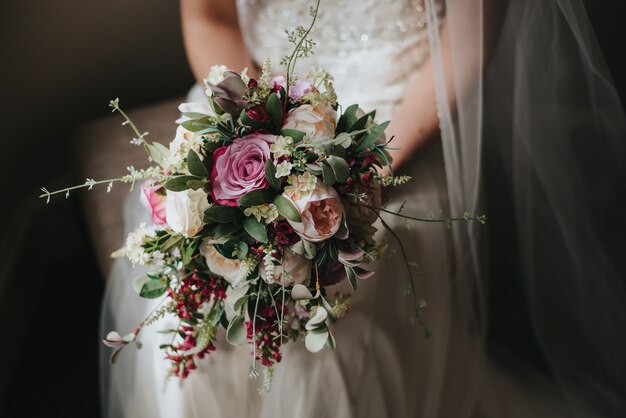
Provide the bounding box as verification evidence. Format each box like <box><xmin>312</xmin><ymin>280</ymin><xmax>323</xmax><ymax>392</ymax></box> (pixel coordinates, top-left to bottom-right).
<box><xmin>283</xmin><ymin>104</ymin><xmax>337</xmax><ymax>144</ymax></box>
<box><xmin>260</xmin><ymin>249</ymin><xmax>312</xmax><ymax>286</ymax></box>
<box><xmin>199</xmin><ymin>240</ymin><xmax>248</xmax><ymax>288</ymax></box>
<box><xmin>285</xmin><ymin>181</ymin><xmax>345</xmax><ymax>242</ymax></box>
<box><xmin>165</xmin><ymin>189</ymin><xmax>210</xmax><ymax>238</ymax></box>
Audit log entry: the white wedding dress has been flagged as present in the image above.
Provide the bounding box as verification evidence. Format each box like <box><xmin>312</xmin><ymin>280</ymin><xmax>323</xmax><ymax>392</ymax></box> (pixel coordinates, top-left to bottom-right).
<box><xmin>102</xmin><ymin>1</ymin><xmax>576</xmax><ymax>417</ymax></box>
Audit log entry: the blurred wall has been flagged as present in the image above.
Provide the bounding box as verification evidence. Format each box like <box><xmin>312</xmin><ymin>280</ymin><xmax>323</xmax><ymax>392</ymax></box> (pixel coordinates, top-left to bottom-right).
<box><xmin>0</xmin><ymin>0</ymin><xmax>193</xmax><ymax>293</ymax></box>
<box><xmin>0</xmin><ymin>0</ymin><xmax>193</xmax><ymax>413</ymax></box>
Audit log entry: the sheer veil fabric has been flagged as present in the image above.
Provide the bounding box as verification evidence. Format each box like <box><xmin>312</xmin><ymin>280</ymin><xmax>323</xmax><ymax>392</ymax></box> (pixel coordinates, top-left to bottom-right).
<box><xmin>101</xmin><ymin>1</ymin><xmax>625</xmax><ymax>417</ymax></box>
<box><xmin>427</xmin><ymin>0</ymin><xmax>626</xmax><ymax>416</ymax></box>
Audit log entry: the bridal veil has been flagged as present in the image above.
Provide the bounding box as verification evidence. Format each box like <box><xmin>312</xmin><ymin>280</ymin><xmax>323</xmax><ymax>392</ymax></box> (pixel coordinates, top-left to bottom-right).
<box><xmin>427</xmin><ymin>0</ymin><xmax>626</xmax><ymax>416</ymax></box>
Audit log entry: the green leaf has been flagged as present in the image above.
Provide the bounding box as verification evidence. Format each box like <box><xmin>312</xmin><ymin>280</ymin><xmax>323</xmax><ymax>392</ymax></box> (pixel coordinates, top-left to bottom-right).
<box><xmin>215</xmin><ymin>240</ymin><xmax>248</xmax><ymax>259</ymax></box>
<box><xmin>305</xmin><ymin>328</ymin><xmax>329</xmax><ymax>353</ymax></box>
<box><xmin>181</xmin><ymin>243</ymin><xmax>197</xmax><ymax>266</ymax></box>
<box><xmin>187</xmin><ymin>149</ymin><xmax>208</xmax><ymax>178</ymax></box>
<box><xmin>204</xmin><ymin>206</ymin><xmax>242</xmax><ymax>223</ymax></box>
<box><xmin>237</xmin><ymin>189</ymin><xmax>274</xmax><ymax>207</ymax></box>
<box><xmin>187</xmin><ymin>180</ymin><xmax>207</xmax><ymax>190</ymax></box>
<box><xmin>325</xmin><ymin>155</ymin><xmax>350</xmax><ymax>183</ymax></box>
<box><xmin>266</xmin><ymin>92</ymin><xmax>283</xmax><ymax>129</ymax></box>
<box><xmin>326</xmin><ymin>330</ymin><xmax>337</xmax><ymax>350</ymax></box>
<box><xmin>134</xmin><ymin>276</ymin><xmax>168</xmax><ymax>299</ymax></box>
<box><xmin>274</xmin><ymin>195</ymin><xmax>302</xmax><ymax>223</ymax></box>
<box><xmin>182</xmin><ymin>112</ymin><xmax>210</xmax><ymax>119</ymax></box>
<box><xmin>345</xmin><ymin>266</ymin><xmax>358</xmax><ymax>291</ymax></box>
<box><xmin>181</xmin><ymin>120</ymin><xmax>214</xmax><ymax>133</ymax></box>
<box><xmin>146</xmin><ymin>142</ymin><xmax>170</xmax><ymax>166</ymax></box>
<box><xmin>290</xmin><ymin>239</ymin><xmax>316</xmax><ymax>259</ymax></box>
<box><xmin>226</xmin><ymin>315</ymin><xmax>246</xmax><ymax>345</ymax></box>
<box><xmin>164</xmin><ymin>175</ymin><xmax>199</xmax><ymax>192</ymax></box>
<box><xmin>242</xmin><ymin>216</ymin><xmax>268</xmax><ymax>243</ymax></box>
<box><xmin>336</xmin><ymin>104</ymin><xmax>359</xmax><ymax>133</ymax></box>
<box><xmin>233</xmin><ymin>295</ymin><xmax>249</xmax><ymax>312</ymax></box>
<box><xmin>348</xmin><ymin>110</ymin><xmax>375</xmax><ymax>133</ymax></box>
<box><xmin>353</xmin><ymin>121</ymin><xmax>390</xmax><ymax>153</ymax></box>
<box><xmin>334</xmin><ymin>132</ymin><xmax>353</xmax><ymax>148</ymax></box>
<box><xmin>280</xmin><ymin>129</ymin><xmax>306</xmax><ymax>142</ymax></box>
<box><xmin>265</xmin><ymin>160</ymin><xmax>281</xmax><ymax>190</ymax></box>
<box><xmin>161</xmin><ymin>235</ymin><xmax>183</xmax><ymax>252</ymax></box>
<box><xmin>214</xmin><ymin>223</ymin><xmax>241</xmax><ymax>240</ymax></box>
<box><xmin>321</xmin><ymin>162</ymin><xmax>337</xmax><ymax>185</ymax></box>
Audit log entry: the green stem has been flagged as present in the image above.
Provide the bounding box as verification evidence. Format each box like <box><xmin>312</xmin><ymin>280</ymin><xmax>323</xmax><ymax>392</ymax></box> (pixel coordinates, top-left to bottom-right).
<box><xmin>378</xmin><ymin>215</ymin><xmax>430</xmax><ymax>337</ymax></box>
<box><xmin>285</xmin><ymin>0</ymin><xmax>321</xmax><ymax>99</ymax></box>
<box><xmin>353</xmin><ymin>203</ymin><xmax>486</xmax><ymax>224</ymax></box>
<box><xmin>39</xmin><ymin>177</ymin><xmax>126</xmax><ymax>202</ymax></box>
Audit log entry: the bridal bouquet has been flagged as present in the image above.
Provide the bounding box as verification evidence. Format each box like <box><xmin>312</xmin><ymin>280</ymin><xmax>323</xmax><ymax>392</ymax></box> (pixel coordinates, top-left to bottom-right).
<box><xmin>40</xmin><ymin>0</ymin><xmax>483</xmax><ymax>388</ymax></box>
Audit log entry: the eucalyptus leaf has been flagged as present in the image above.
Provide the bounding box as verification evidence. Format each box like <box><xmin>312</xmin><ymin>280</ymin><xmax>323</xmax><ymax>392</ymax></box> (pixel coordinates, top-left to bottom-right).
<box><xmin>214</xmin><ymin>223</ymin><xmax>241</xmax><ymax>240</ymax></box>
<box><xmin>161</xmin><ymin>235</ymin><xmax>183</xmax><ymax>252</ymax></box>
<box><xmin>242</xmin><ymin>216</ymin><xmax>268</xmax><ymax>243</ymax></box>
<box><xmin>274</xmin><ymin>195</ymin><xmax>302</xmax><ymax>223</ymax></box>
<box><xmin>233</xmin><ymin>296</ymin><xmax>249</xmax><ymax>313</ymax></box>
<box><xmin>237</xmin><ymin>189</ymin><xmax>274</xmax><ymax>207</ymax></box>
<box><xmin>321</xmin><ymin>162</ymin><xmax>337</xmax><ymax>185</ymax></box>
<box><xmin>134</xmin><ymin>276</ymin><xmax>168</xmax><ymax>299</ymax></box>
<box><xmin>280</xmin><ymin>129</ymin><xmax>306</xmax><ymax>142</ymax></box>
<box><xmin>326</xmin><ymin>330</ymin><xmax>337</xmax><ymax>350</ymax></box>
<box><xmin>320</xmin><ymin>295</ymin><xmax>338</xmax><ymax>324</ymax></box>
<box><xmin>187</xmin><ymin>149</ymin><xmax>208</xmax><ymax>178</ymax></box>
<box><xmin>164</xmin><ymin>175</ymin><xmax>199</xmax><ymax>192</ymax></box>
<box><xmin>325</xmin><ymin>155</ymin><xmax>350</xmax><ymax>183</ymax></box>
<box><xmin>305</xmin><ymin>163</ymin><xmax>323</xmax><ymax>176</ymax></box>
<box><xmin>290</xmin><ymin>239</ymin><xmax>317</xmax><ymax>259</ymax></box>
<box><xmin>334</xmin><ymin>132</ymin><xmax>352</xmax><ymax>148</ymax></box>
<box><xmin>305</xmin><ymin>306</ymin><xmax>328</xmax><ymax>331</ymax></box>
<box><xmin>226</xmin><ymin>315</ymin><xmax>246</xmax><ymax>345</ymax></box>
<box><xmin>305</xmin><ymin>328</ymin><xmax>329</xmax><ymax>353</ymax></box>
<box><xmin>265</xmin><ymin>160</ymin><xmax>281</xmax><ymax>190</ymax></box>
<box><xmin>186</xmin><ymin>179</ymin><xmax>207</xmax><ymax>190</ymax></box>
<box><xmin>345</xmin><ymin>266</ymin><xmax>358</xmax><ymax>291</ymax></box>
<box><xmin>146</xmin><ymin>142</ymin><xmax>170</xmax><ymax>166</ymax></box>
<box><xmin>266</xmin><ymin>92</ymin><xmax>283</xmax><ymax>129</ymax></box>
<box><xmin>336</xmin><ymin>104</ymin><xmax>359</xmax><ymax>133</ymax></box>
<box><xmin>204</xmin><ymin>206</ymin><xmax>242</xmax><ymax>223</ymax></box>
<box><xmin>291</xmin><ymin>284</ymin><xmax>314</xmax><ymax>301</ymax></box>
<box><xmin>354</xmin><ymin>121</ymin><xmax>390</xmax><ymax>153</ymax></box>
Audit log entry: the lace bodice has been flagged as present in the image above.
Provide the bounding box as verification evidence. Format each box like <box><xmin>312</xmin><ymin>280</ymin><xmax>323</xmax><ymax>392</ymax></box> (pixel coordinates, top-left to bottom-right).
<box><xmin>237</xmin><ymin>0</ymin><xmax>444</xmax><ymax>118</ymax></box>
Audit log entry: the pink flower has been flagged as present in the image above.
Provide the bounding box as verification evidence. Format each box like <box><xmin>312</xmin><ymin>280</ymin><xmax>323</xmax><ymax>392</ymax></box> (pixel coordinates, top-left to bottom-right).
<box><xmin>140</xmin><ymin>182</ymin><xmax>167</xmax><ymax>226</ymax></box>
<box><xmin>210</xmin><ymin>134</ymin><xmax>275</xmax><ymax>206</ymax></box>
<box><xmin>285</xmin><ymin>181</ymin><xmax>345</xmax><ymax>242</ymax></box>
<box><xmin>272</xmin><ymin>75</ymin><xmax>312</xmax><ymax>100</ymax></box>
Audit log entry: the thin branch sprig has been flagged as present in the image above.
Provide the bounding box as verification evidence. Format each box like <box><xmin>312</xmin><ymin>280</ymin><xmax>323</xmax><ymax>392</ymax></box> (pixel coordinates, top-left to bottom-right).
<box><xmin>379</xmin><ymin>215</ymin><xmax>431</xmax><ymax>337</ymax></box>
<box><xmin>283</xmin><ymin>0</ymin><xmax>321</xmax><ymax>100</ymax></box>
<box><xmin>354</xmin><ymin>203</ymin><xmax>486</xmax><ymax>227</ymax></box>
<box><xmin>109</xmin><ymin>98</ymin><xmax>150</xmax><ymax>147</ymax></box>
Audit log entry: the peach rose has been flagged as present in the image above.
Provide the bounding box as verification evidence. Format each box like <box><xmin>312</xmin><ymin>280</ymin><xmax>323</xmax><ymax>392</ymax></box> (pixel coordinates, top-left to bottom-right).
<box><xmin>260</xmin><ymin>249</ymin><xmax>312</xmax><ymax>286</ymax></box>
<box><xmin>285</xmin><ymin>181</ymin><xmax>345</xmax><ymax>242</ymax></box>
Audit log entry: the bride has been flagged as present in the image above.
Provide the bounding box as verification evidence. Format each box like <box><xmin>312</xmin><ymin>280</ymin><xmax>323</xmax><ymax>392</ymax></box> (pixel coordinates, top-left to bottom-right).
<box><xmin>101</xmin><ymin>0</ymin><xmax>626</xmax><ymax>417</ymax></box>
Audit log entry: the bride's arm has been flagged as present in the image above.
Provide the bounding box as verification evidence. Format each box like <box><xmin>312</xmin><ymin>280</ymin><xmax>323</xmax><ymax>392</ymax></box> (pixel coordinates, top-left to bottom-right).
<box><xmin>385</xmin><ymin>2</ymin><xmax>504</xmax><ymax>173</ymax></box>
<box><xmin>180</xmin><ymin>0</ymin><xmax>255</xmax><ymax>83</ymax></box>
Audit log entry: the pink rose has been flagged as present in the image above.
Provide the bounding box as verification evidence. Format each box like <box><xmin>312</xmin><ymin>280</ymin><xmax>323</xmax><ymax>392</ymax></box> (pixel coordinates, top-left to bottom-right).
<box><xmin>285</xmin><ymin>181</ymin><xmax>345</xmax><ymax>242</ymax></box>
<box><xmin>272</xmin><ymin>75</ymin><xmax>312</xmax><ymax>100</ymax></box>
<box><xmin>210</xmin><ymin>134</ymin><xmax>275</xmax><ymax>206</ymax></box>
<box><xmin>140</xmin><ymin>182</ymin><xmax>167</xmax><ymax>226</ymax></box>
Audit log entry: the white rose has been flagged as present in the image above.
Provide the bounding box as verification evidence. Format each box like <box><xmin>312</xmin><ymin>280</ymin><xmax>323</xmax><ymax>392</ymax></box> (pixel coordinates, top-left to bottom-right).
<box><xmin>283</xmin><ymin>104</ymin><xmax>337</xmax><ymax>144</ymax></box>
<box><xmin>165</xmin><ymin>189</ymin><xmax>210</xmax><ymax>237</ymax></box>
<box><xmin>260</xmin><ymin>249</ymin><xmax>312</xmax><ymax>286</ymax></box>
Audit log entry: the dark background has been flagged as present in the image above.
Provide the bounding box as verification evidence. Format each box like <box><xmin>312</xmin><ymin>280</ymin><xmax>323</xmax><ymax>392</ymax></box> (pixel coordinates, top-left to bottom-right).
<box><xmin>0</xmin><ymin>1</ymin><xmax>624</xmax><ymax>417</ymax></box>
